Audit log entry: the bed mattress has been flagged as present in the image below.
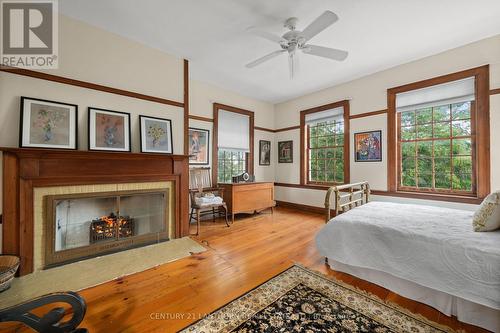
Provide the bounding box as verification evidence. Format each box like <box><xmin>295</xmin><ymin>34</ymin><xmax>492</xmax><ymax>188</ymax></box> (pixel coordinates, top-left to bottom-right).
<box><xmin>315</xmin><ymin>201</ymin><xmax>500</xmax><ymax>311</ymax></box>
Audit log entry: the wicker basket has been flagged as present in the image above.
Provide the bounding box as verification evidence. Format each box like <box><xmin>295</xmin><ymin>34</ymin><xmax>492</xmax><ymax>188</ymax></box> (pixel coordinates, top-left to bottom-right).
<box><xmin>0</xmin><ymin>255</ymin><xmax>20</xmax><ymax>292</ymax></box>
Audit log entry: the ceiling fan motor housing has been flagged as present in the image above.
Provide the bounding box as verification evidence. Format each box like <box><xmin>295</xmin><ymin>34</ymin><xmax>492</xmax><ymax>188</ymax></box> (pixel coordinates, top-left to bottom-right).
<box><xmin>284</xmin><ymin>17</ymin><xmax>299</xmax><ymax>30</ymax></box>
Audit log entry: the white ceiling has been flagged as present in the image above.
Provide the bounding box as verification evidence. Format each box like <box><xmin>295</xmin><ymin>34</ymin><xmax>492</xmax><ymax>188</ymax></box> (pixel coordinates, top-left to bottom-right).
<box><xmin>59</xmin><ymin>0</ymin><xmax>500</xmax><ymax>103</ymax></box>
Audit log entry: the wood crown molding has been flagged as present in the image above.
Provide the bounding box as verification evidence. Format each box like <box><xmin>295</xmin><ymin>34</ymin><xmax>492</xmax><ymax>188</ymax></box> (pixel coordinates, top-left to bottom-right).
<box><xmin>349</xmin><ymin>109</ymin><xmax>387</xmax><ymax>119</ymax></box>
<box><xmin>387</xmin><ymin>64</ymin><xmax>490</xmax><ymax>199</ymax></box>
<box><xmin>254</xmin><ymin>126</ymin><xmax>275</xmax><ymax>133</ymax></box>
<box><xmin>262</xmin><ymin>108</ymin><xmax>387</xmax><ymax>133</ymax></box>
<box><xmin>274</xmin><ymin>125</ymin><xmax>301</xmax><ymax>132</ymax></box>
<box><xmin>187</xmin><ymin>107</ymin><xmax>392</xmax><ymax>132</ymax></box>
<box><xmin>0</xmin><ymin>65</ymin><xmax>184</xmax><ymax>108</ymax></box>
<box><xmin>188</xmin><ymin>115</ymin><xmax>213</xmax><ymax>122</ymax></box>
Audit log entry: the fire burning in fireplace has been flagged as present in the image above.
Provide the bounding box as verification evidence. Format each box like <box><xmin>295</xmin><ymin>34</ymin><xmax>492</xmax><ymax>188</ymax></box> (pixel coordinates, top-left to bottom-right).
<box><xmin>90</xmin><ymin>213</ymin><xmax>135</xmax><ymax>243</ymax></box>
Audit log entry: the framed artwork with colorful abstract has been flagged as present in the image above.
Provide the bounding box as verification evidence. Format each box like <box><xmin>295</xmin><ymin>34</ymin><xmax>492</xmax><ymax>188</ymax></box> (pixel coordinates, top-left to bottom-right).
<box><xmin>188</xmin><ymin>127</ymin><xmax>209</xmax><ymax>164</ymax></box>
<box><xmin>20</xmin><ymin>96</ymin><xmax>78</xmax><ymax>150</ymax></box>
<box><xmin>139</xmin><ymin>115</ymin><xmax>173</xmax><ymax>154</ymax></box>
<box><xmin>354</xmin><ymin>130</ymin><xmax>382</xmax><ymax>162</ymax></box>
<box><xmin>88</xmin><ymin>107</ymin><xmax>131</xmax><ymax>152</ymax></box>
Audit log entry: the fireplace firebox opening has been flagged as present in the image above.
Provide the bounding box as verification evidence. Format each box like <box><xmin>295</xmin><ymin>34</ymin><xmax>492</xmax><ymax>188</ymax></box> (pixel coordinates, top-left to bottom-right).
<box><xmin>44</xmin><ymin>189</ymin><xmax>170</xmax><ymax>268</ymax></box>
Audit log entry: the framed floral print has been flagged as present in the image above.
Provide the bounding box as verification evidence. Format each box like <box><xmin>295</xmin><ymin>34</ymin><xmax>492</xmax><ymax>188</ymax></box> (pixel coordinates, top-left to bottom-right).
<box><xmin>259</xmin><ymin>140</ymin><xmax>271</xmax><ymax>166</ymax></box>
<box><xmin>20</xmin><ymin>96</ymin><xmax>78</xmax><ymax>150</ymax></box>
<box><xmin>139</xmin><ymin>115</ymin><xmax>173</xmax><ymax>154</ymax></box>
<box><xmin>354</xmin><ymin>130</ymin><xmax>382</xmax><ymax>162</ymax></box>
<box><xmin>88</xmin><ymin>107</ymin><xmax>131</xmax><ymax>152</ymax></box>
<box><xmin>188</xmin><ymin>127</ymin><xmax>209</xmax><ymax>164</ymax></box>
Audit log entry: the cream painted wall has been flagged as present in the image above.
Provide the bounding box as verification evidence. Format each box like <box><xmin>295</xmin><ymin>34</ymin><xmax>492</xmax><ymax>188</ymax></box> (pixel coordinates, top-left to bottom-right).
<box><xmin>190</xmin><ymin>80</ymin><xmax>274</xmax><ymax>127</ymax></box>
<box><xmin>0</xmin><ymin>15</ymin><xmax>274</xmax><ymax>249</ymax></box>
<box><xmin>1</xmin><ymin>12</ymin><xmax>499</xmax><ymax>248</ymax></box>
<box><xmin>274</xmin><ymin>34</ymin><xmax>500</xmax><ymax>208</ymax></box>
<box><xmin>44</xmin><ymin>15</ymin><xmax>184</xmax><ymax>102</ymax></box>
<box><xmin>275</xmin><ymin>129</ymin><xmax>300</xmax><ymax>184</ymax></box>
<box><xmin>189</xmin><ymin>79</ymin><xmax>276</xmax><ymax>182</ymax></box>
<box><xmin>254</xmin><ymin>129</ymin><xmax>276</xmax><ymax>182</ymax></box>
<box><xmin>0</xmin><ymin>72</ymin><xmax>185</xmax><ymax>152</ymax></box>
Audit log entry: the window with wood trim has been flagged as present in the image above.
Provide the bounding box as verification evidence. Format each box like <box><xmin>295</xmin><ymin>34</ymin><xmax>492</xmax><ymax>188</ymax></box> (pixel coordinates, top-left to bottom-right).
<box><xmin>308</xmin><ymin>119</ymin><xmax>345</xmax><ymax>183</ymax></box>
<box><xmin>387</xmin><ymin>65</ymin><xmax>490</xmax><ymax>200</ymax></box>
<box><xmin>217</xmin><ymin>150</ymin><xmax>247</xmax><ymax>183</ymax></box>
<box><xmin>212</xmin><ymin>103</ymin><xmax>254</xmax><ymax>184</ymax></box>
<box><xmin>300</xmin><ymin>100</ymin><xmax>350</xmax><ymax>186</ymax></box>
<box><xmin>398</xmin><ymin>102</ymin><xmax>475</xmax><ymax>193</ymax></box>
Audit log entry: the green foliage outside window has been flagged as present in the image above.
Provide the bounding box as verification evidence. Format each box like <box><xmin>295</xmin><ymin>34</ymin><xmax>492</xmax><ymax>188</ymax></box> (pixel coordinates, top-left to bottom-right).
<box><xmin>308</xmin><ymin>120</ymin><xmax>344</xmax><ymax>183</ymax></box>
<box><xmin>399</xmin><ymin>102</ymin><xmax>473</xmax><ymax>192</ymax></box>
<box><xmin>218</xmin><ymin>149</ymin><xmax>246</xmax><ymax>183</ymax></box>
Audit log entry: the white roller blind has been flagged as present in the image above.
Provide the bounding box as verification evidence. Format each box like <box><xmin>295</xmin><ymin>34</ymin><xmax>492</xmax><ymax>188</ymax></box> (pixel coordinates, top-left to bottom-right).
<box><xmin>218</xmin><ymin>109</ymin><xmax>250</xmax><ymax>151</ymax></box>
<box><xmin>305</xmin><ymin>107</ymin><xmax>344</xmax><ymax>125</ymax></box>
<box><xmin>396</xmin><ymin>77</ymin><xmax>475</xmax><ymax>112</ymax></box>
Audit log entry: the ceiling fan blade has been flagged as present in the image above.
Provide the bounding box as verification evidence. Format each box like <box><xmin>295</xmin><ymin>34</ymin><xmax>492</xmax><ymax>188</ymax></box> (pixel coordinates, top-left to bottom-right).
<box><xmin>247</xmin><ymin>27</ymin><xmax>287</xmax><ymax>44</ymax></box>
<box><xmin>246</xmin><ymin>50</ymin><xmax>286</xmax><ymax>68</ymax></box>
<box><xmin>301</xmin><ymin>11</ymin><xmax>338</xmax><ymax>42</ymax></box>
<box><xmin>302</xmin><ymin>44</ymin><xmax>348</xmax><ymax>61</ymax></box>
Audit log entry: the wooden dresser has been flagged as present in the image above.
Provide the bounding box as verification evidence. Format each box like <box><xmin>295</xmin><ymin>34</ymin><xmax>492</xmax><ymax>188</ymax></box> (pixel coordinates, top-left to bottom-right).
<box><xmin>219</xmin><ymin>182</ymin><xmax>275</xmax><ymax>223</ymax></box>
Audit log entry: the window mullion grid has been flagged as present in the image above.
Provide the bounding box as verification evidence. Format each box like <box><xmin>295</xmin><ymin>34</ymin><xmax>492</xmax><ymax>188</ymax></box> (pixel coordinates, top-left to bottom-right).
<box><xmin>414</xmin><ymin>111</ymin><xmax>419</xmax><ymax>189</ymax></box>
<box><xmin>431</xmin><ymin>107</ymin><xmax>435</xmax><ymax>189</ymax></box>
<box><xmin>450</xmin><ymin>109</ymin><xmax>454</xmax><ymax>191</ymax></box>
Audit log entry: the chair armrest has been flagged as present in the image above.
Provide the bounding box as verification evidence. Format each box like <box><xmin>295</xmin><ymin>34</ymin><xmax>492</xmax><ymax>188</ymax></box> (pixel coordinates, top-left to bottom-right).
<box><xmin>0</xmin><ymin>291</ymin><xmax>87</xmax><ymax>333</ymax></box>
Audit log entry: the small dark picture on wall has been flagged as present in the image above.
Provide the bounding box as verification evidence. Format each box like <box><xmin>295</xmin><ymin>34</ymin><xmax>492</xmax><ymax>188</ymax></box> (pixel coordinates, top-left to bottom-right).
<box><xmin>354</xmin><ymin>130</ymin><xmax>382</xmax><ymax>162</ymax></box>
<box><xmin>188</xmin><ymin>127</ymin><xmax>209</xmax><ymax>164</ymax></box>
<box><xmin>89</xmin><ymin>107</ymin><xmax>131</xmax><ymax>152</ymax></box>
<box><xmin>278</xmin><ymin>140</ymin><xmax>293</xmax><ymax>163</ymax></box>
<box><xmin>20</xmin><ymin>97</ymin><xmax>78</xmax><ymax>150</ymax></box>
<box><xmin>259</xmin><ymin>140</ymin><xmax>271</xmax><ymax>166</ymax></box>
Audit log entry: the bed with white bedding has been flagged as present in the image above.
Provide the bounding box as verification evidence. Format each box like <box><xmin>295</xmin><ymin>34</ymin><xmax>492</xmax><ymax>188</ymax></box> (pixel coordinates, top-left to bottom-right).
<box><xmin>315</xmin><ymin>200</ymin><xmax>500</xmax><ymax>332</ymax></box>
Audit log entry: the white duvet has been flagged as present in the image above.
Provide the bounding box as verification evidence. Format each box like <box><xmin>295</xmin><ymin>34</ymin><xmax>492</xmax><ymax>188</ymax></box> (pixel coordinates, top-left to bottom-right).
<box><xmin>315</xmin><ymin>201</ymin><xmax>500</xmax><ymax>310</ymax></box>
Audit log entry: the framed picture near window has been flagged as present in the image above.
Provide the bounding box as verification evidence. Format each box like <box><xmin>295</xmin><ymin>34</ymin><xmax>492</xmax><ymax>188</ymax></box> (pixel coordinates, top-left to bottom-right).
<box><xmin>139</xmin><ymin>115</ymin><xmax>173</xmax><ymax>154</ymax></box>
<box><xmin>188</xmin><ymin>127</ymin><xmax>209</xmax><ymax>164</ymax></box>
<box><xmin>88</xmin><ymin>107</ymin><xmax>131</xmax><ymax>152</ymax></box>
<box><xmin>259</xmin><ymin>140</ymin><xmax>271</xmax><ymax>166</ymax></box>
<box><xmin>19</xmin><ymin>96</ymin><xmax>78</xmax><ymax>150</ymax></box>
<box><xmin>278</xmin><ymin>140</ymin><xmax>293</xmax><ymax>163</ymax></box>
<box><xmin>354</xmin><ymin>130</ymin><xmax>382</xmax><ymax>162</ymax></box>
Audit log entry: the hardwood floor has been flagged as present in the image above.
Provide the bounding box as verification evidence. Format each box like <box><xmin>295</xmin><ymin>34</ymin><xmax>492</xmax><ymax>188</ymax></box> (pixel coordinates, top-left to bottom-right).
<box><xmin>0</xmin><ymin>207</ymin><xmax>489</xmax><ymax>333</ymax></box>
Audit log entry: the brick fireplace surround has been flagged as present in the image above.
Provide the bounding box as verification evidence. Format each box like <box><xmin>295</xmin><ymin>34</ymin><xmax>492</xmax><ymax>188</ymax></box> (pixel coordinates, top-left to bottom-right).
<box><xmin>0</xmin><ymin>148</ymin><xmax>189</xmax><ymax>276</ymax></box>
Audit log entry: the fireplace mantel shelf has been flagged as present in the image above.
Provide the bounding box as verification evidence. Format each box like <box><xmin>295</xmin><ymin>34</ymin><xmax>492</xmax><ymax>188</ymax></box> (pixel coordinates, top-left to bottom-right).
<box><xmin>0</xmin><ymin>147</ymin><xmax>190</xmax><ymax>159</ymax></box>
<box><xmin>1</xmin><ymin>147</ymin><xmax>190</xmax><ymax>275</ymax></box>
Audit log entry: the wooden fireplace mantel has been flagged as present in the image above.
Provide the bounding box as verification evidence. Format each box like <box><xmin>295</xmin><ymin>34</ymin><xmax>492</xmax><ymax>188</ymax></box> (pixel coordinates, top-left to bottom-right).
<box><xmin>0</xmin><ymin>147</ymin><xmax>190</xmax><ymax>275</ymax></box>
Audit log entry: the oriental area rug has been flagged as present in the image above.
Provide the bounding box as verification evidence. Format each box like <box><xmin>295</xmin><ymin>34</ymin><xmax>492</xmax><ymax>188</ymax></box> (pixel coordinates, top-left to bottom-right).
<box><xmin>181</xmin><ymin>264</ymin><xmax>456</xmax><ymax>333</ymax></box>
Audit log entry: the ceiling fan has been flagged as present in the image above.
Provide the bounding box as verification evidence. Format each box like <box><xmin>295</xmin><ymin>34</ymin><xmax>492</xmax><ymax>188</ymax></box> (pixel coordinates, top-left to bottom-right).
<box><xmin>246</xmin><ymin>11</ymin><xmax>348</xmax><ymax>78</ymax></box>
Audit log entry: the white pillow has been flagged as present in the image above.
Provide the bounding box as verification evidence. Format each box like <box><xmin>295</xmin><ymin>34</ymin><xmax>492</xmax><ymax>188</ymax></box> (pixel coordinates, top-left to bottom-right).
<box><xmin>473</xmin><ymin>191</ymin><xmax>500</xmax><ymax>232</ymax></box>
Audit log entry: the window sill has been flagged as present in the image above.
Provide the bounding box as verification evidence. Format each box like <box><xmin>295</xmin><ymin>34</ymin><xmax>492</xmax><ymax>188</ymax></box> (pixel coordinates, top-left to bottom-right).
<box><xmin>372</xmin><ymin>190</ymin><xmax>482</xmax><ymax>204</ymax></box>
<box><xmin>274</xmin><ymin>183</ymin><xmax>345</xmax><ymax>191</ymax></box>
<box><xmin>274</xmin><ymin>183</ymin><xmax>483</xmax><ymax>204</ymax></box>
